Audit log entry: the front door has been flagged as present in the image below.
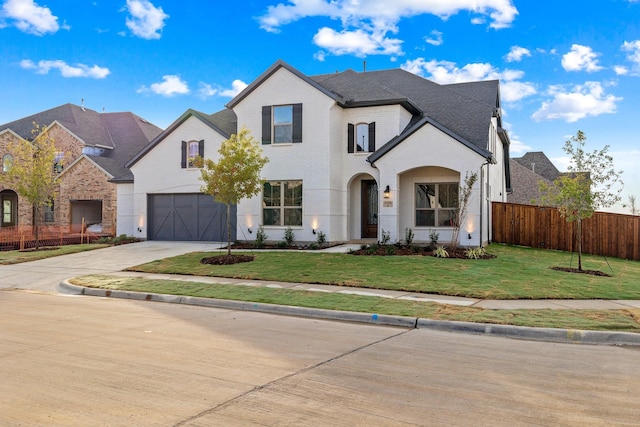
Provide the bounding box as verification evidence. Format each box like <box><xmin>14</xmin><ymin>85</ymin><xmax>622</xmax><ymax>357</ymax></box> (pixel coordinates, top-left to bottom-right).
<box><xmin>361</xmin><ymin>180</ymin><xmax>378</xmax><ymax>238</ymax></box>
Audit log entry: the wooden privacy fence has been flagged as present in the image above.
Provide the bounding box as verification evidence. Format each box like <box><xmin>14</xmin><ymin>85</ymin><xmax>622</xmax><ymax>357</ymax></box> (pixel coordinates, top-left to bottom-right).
<box><xmin>492</xmin><ymin>202</ymin><xmax>640</xmax><ymax>261</ymax></box>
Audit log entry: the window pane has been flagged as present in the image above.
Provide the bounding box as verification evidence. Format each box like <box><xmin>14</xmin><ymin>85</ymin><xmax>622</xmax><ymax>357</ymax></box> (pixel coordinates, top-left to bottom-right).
<box><xmin>440</xmin><ymin>184</ymin><xmax>458</xmax><ymax>208</ymax></box>
<box><xmin>263</xmin><ymin>208</ymin><xmax>281</xmax><ymax>226</ymax></box>
<box><xmin>263</xmin><ymin>182</ymin><xmax>281</xmax><ymax>207</ymax></box>
<box><xmin>416</xmin><ymin>184</ymin><xmax>435</xmax><ymax>208</ymax></box>
<box><xmin>438</xmin><ymin>209</ymin><xmax>457</xmax><ymax>227</ymax></box>
<box><xmin>416</xmin><ymin>210</ymin><xmax>434</xmax><ymax>227</ymax></box>
<box><xmin>284</xmin><ymin>181</ymin><xmax>302</xmax><ymax>206</ymax></box>
<box><xmin>274</xmin><ymin>124</ymin><xmax>292</xmax><ymax>143</ymax></box>
<box><xmin>273</xmin><ymin>105</ymin><xmax>292</xmax><ymax>124</ymax></box>
<box><xmin>2</xmin><ymin>154</ymin><xmax>12</xmax><ymax>172</ymax></box>
<box><xmin>284</xmin><ymin>208</ymin><xmax>302</xmax><ymax>226</ymax></box>
<box><xmin>356</xmin><ymin>124</ymin><xmax>369</xmax><ymax>152</ymax></box>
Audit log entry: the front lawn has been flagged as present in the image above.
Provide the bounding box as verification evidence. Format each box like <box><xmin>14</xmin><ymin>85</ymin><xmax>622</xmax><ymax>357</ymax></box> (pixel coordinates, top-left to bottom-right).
<box><xmin>125</xmin><ymin>244</ymin><xmax>640</xmax><ymax>300</ymax></box>
<box><xmin>0</xmin><ymin>243</ymin><xmax>110</xmax><ymax>265</ymax></box>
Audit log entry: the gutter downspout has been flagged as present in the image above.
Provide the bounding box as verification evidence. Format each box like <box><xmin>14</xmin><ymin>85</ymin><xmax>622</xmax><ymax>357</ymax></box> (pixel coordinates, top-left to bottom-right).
<box><xmin>480</xmin><ymin>159</ymin><xmax>491</xmax><ymax>247</ymax></box>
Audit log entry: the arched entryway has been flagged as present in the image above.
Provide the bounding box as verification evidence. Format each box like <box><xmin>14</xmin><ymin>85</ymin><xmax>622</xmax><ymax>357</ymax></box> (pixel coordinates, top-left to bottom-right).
<box><xmin>0</xmin><ymin>190</ymin><xmax>18</xmax><ymax>227</ymax></box>
<box><xmin>347</xmin><ymin>174</ymin><xmax>378</xmax><ymax>240</ymax></box>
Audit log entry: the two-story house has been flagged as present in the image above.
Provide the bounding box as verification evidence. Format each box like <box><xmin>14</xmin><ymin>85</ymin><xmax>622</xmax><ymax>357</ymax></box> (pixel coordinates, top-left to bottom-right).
<box><xmin>0</xmin><ymin>103</ymin><xmax>162</xmax><ymax>234</ymax></box>
<box><xmin>126</xmin><ymin>60</ymin><xmax>511</xmax><ymax>246</ymax></box>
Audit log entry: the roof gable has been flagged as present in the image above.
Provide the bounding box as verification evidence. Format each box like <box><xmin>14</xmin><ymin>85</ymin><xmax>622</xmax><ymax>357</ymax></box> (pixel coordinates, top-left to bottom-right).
<box><xmin>126</xmin><ymin>108</ymin><xmax>237</xmax><ymax>169</ymax></box>
<box><xmin>226</xmin><ymin>60</ymin><xmax>344</xmax><ymax>109</ymax></box>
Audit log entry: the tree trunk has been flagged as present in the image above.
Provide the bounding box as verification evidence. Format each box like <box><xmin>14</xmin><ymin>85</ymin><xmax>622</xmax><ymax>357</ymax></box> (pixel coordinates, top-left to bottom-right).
<box><xmin>226</xmin><ymin>203</ymin><xmax>232</xmax><ymax>257</ymax></box>
<box><xmin>577</xmin><ymin>218</ymin><xmax>583</xmax><ymax>271</ymax></box>
<box><xmin>33</xmin><ymin>204</ymin><xmax>40</xmax><ymax>250</ymax></box>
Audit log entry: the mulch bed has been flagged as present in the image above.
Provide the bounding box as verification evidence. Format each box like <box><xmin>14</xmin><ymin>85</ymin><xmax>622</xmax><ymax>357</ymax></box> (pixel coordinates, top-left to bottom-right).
<box><xmin>201</xmin><ymin>254</ymin><xmax>256</xmax><ymax>265</ymax></box>
<box><xmin>550</xmin><ymin>266</ymin><xmax>611</xmax><ymax>277</ymax></box>
<box><xmin>349</xmin><ymin>245</ymin><xmax>496</xmax><ymax>259</ymax></box>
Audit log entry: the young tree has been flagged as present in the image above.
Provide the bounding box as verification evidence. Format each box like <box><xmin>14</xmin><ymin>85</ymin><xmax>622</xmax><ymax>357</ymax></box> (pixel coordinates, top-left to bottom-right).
<box><xmin>623</xmin><ymin>195</ymin><xmax>638</xmax><ymax>215</ymax></box>
<box><xmin>6</xmin><ymin>123</ymin><xmax>63</xmax><ymax>249</ymax></box>
<box><xmin>450</xmin><ymin>171</ymin><xmax>478</xmax><ymax>248</ymax></box>
<box><xmin>539</xmin><ymin>130</ymin><xmax>623</xmax><ymax>271</ymax></box>
<box><xmin>196</xmin><ymin>127</ymin><xmax>268</xmax><ymax>256</ymax></box>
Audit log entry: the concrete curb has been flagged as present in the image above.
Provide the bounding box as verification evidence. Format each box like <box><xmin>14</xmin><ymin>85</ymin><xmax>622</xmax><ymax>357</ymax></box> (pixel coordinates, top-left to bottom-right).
<box><xmin>59</xmin><ymin>281</ymin><xmax>640</xmax><ymax>346</ymax></box>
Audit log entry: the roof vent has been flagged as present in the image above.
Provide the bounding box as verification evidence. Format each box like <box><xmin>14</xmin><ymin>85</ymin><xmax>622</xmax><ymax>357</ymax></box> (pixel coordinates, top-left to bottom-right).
<box><xmin>81</xmin><ymin>98</ymin><xmax>86</xmax><ymax>111</ymax></box>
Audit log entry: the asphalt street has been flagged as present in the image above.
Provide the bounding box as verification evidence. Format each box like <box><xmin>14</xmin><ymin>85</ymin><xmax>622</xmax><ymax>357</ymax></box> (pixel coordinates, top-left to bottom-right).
<box><xmin>1</xmin><ymin>290</ymin><xmax>639</xmax><ymax>426</ymax></box>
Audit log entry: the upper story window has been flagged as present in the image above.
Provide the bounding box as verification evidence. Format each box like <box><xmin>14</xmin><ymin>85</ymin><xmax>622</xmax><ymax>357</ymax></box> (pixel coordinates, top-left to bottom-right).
<box><xmin>347</xmin><ymin>122</ymin><xmax>376</xmax><ymax>153</ymax></box>
<box><xmin>181</xmin><ymin>140</ymin><xmax>204</xmax><ymax>168</ymax></box>
<box><xmin>262</xmin><ymin>104</ymin><xmax>302</xmax><ymax>145</ymax></box>
<box><xmin>54</xmin><ymin>152</ymin><xmax>64</xmax><ymax>173</ymax></box>
<box><xmin>415</xmin><ymin>183</ymin><xmax>458</xmax><ymax>227</ymax></box>
<box><xmin>82</xmin><ymin>146</ymin><xmax>105</xmax><ymax>156</ymax></box>
<box><xmin>2</xmin><ymin>154</ymin><xmax>12</xmax><ymax>173</ymax></box>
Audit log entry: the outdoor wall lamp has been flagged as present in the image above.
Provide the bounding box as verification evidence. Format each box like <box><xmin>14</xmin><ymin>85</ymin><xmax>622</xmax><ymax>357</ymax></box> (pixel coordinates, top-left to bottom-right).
<box><xmin>137</xmin><ymin>227</ymin><xmax>142</xmax><ymax>232</ymax></box>
<box><xmin>468</xmin><ymin>233</ymin><xmax>472</xmax><ymax>239</ymax></box>
<box><xmin>248</xmin><ymin>228</ymin><xmax>253</xmax><ymax>234</ymax></box>
<box><xmin>383</xmin><ymin>185</ymin><xmax>391</xmax><ymax>199</ymax></box>
<box><xmin>312</xmin><ymin>228</ymin><xmax>317</xmax><ymax>235</ymax></box>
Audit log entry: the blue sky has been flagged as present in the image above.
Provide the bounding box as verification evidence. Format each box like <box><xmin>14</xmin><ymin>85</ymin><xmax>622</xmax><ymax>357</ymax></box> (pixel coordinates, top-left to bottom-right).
<box><xmin>1</xmin><ymin>0</ymin><xmax>639</xmax><ymax>211</ymax></box>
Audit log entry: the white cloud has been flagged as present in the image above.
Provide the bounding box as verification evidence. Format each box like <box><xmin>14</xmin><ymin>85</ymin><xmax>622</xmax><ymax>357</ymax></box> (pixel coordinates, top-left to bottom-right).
<box><xmin>259</xmin><ymin>0</ymin><xmax>517</xmax><ymax>59</ymax></box>
<box><xmin>531</xmin><ymin>81</ymin><xmax>622</xmax><ymax>122</ymax></box>
<box><xmin>314</xmin><ymin>50</ymin><xmax>326</xmax><ymax>61</ymax></box>
<box><xmin>401</xmin><ymin>58</ymin><xmax>536</xmax><ymax>102</ymax></box>
<box><xmin>424</xmin><ymin>30</ymin><xmax>443</xmax><ymax>46</ymax></box>
<box><xmin>20</xmin><ymin>59</ymin><xmax>110</xmax><ymax>78</ymax></box>
<box><xmin>561</xmin><ymin>44</ymin><xmax>604</xmax><ymax>72</ymax></box>
<box><xmin>622</xmin><ymin>40</ymin><xmax>640</xmax><ymax>73</ymax></box>
<box><xmin>138</xmin><ymin>75</ymin><xmax>189</xmax><ymax>97</ymax></box>
<box><xmin>219</xmin><ymin>79</ymin><xmax>248</xmax><ymax>97</ymax></box>
<box><xmin>124</xmin><ymin>0</ymin><xmax>168</xmax><ymax>40</ymax></box>
<box><xmin>505</xmin><ymin>46</ymin><xmax>531</xmax><ymax>62</ymax></box>
<box><xmin>197</xmin><ymin>82</ymin><xmax>217</xmax><ymax>99</ymax></box>
<box><xmin>313</xmin><ymin>26</ymin><xmax>403</xmax><ymax>57</ymax></box>
<box><xmin>1</xmin><ymin>0</ymin><xmax>60</xmax><ymax>35</ymax></box>
<box><xmin>614</xmin><ymin>65</ymin><xmax>629</xmax><ymax>75</ymax></box>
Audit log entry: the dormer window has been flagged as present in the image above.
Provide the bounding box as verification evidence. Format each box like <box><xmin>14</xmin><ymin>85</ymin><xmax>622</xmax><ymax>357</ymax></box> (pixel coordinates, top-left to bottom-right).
<box><xmin>348</xmin><ymin>122</ymin><xmax>375</xmax><ymax>153</ymax></box>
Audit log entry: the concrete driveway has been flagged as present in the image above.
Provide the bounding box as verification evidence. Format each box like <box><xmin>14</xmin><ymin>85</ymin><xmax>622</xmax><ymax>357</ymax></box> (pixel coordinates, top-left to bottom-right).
<box><xmin>0</xmin><ymin>241</ymin><xmax>224</xmax><ymax>292</ymax></box>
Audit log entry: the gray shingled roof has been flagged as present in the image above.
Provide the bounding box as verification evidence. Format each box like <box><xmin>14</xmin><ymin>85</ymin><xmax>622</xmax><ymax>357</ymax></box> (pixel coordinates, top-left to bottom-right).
<box><xmin>507</xmin><ymin>159</ymin><xmax>551</xmax><ymax>205</ymax></box>
<box><xmin>512</xmin><ymin>152</ymin><xmax>561</xmax><ymax>181</ymax></box>
<box><xmin>0</xmin><ymin>103</ymin><xmax>162</xmax><ymax>182</ymax></box>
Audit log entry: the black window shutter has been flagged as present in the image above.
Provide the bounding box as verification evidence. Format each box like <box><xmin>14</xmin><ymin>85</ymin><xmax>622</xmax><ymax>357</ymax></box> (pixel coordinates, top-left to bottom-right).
<box><xmin>347</xmin><ymin>123</ymin><xmax>354</xmax><ymax>153</ymax></box>
<box><xmin>292</xmin><ymin>103</ymin><xmax>303</xmax><ymax>143</ymax></box>
<box><xmin>198</xmin><ymin>140</ymin><xmax>204</xmax><ymax>158</ymax></box>
<box><xmin>181</xmin><ymin>141</ymin><xmax>187</xmax><ymax>168</ymax></box>
<box><xmin>368</xmin><ymin>122</ymin><xmax>376</xmax><ymax>152</ymax></box>
<box><xmin>262</xmin><ymin>106</ymin><xmax>272</xmax><ymax>145</ymax></box>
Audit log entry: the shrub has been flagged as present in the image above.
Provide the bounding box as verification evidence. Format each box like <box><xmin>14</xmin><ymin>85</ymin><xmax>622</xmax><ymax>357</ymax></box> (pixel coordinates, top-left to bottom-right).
<box><xmin>380</xmin><ymin>229</ymin><xmax>391</xmax><ymax>246</ymax></box>
<box><xmin>276</xmin><ymin>241</ymin><xmax>288</xmax><ymax>249</ymax></box>
<box><xmin>284</xmin><ymin>227</ymin><xmax>295</xmax><ymax>246</ymax></box>
<box><xmin>465</xmin><ymin>247</ymin><xmax>487</xmax><ymax>259</ymax></box>
<box><xmin>385</xmin><ymin>245</ymin><xmax>396</xmax><ymax>255</ymax></box>
<box><xmin>316</xmin><ymin>230</ymin><xmax>326</xmax><ymax>246</ymax></box>
<box><xmin>433</xmin><ymin>246</ymin><xmax>449</xmax><ymax>258</ymax></box>
<box><xmin>254</xmin><ymin>226</ymin><xmax>267</xmax><ymax>248</ymax></box>
<box><xmin>429</xmin><ymin>230</ymin><xmax>439</xmax><ymax>246</ymax></box>
<box><xmin>309</xmin><ymin>242</ymin><xmax>319</xmax><ymax>250</ymax></box>
<box><xmin>404</xmin><ymin>228</ymin><xmax>414</xmax><ymax>246</ymax></box>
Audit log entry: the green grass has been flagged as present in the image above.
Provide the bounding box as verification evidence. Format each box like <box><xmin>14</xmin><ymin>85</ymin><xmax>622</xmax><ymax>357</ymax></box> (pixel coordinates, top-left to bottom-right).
<box><xmin>71</xmin><ymin>274</ymin><xmax>640</xmax><ymax>333</ymax></box>
<box><xmin>0</xmin><ymin>243</ymin><xmax>110</xmax><ymax>264</ymax></box>
<box><xmin>125</xmin><ymin>244</ymin><xmax>640</xmax><ymax>300</ymax></box>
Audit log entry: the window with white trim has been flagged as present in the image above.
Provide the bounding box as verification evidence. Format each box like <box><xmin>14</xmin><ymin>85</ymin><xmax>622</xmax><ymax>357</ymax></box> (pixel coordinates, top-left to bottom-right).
<box><xmin>415</xmin><ymin>183</ymin><xmax>458</xmax><ymax>227</ymax></box>
<box><xmin>181</xmin><ymin>140</ymin><xmax>204</xmax><ymax>168</ymax></box>
<box><xmin>347</xmin><ymin>122</ymin><xmax>375</xmax><ymax>153</ymax></box>
<box><xmin>263</xmin><ymin>180</ymin><xmax>303</xmax><ymax>226</ymax></box>
<box><xmin>262</xmin><ymin>104</ymin><xmax>302</xmax><ymax>144</ymax></box>
<box><xmin>2</xmin><ymin>154</ymin><xmax>12</xmax><ymax>173</ymax></box>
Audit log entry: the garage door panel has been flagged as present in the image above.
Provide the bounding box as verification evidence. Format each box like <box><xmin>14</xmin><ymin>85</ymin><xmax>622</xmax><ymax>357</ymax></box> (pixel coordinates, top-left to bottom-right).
<box><xmin>148</xmin><ymin>194</ymin><xmax>235</xmax><ymax>241</ymax></box>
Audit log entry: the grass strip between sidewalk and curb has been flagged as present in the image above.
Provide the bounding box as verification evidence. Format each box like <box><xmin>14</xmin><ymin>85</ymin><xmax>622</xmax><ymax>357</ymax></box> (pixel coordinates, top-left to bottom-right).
<box><xmin>69</xmin><ymin>275</ymin><xmax>640</xmax><ymax>333</ymax></box>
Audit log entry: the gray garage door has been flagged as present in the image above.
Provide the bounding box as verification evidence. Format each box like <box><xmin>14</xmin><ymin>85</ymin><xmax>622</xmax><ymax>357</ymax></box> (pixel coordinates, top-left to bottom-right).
<box><xmin>148</xmin><ymin>194</ymin><xmax>236</xmax><ymax>241</ymax></box>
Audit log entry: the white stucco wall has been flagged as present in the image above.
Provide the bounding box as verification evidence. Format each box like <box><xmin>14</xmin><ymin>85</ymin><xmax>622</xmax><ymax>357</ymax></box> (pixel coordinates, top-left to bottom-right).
<box><xmin>115</xmin><ymin>183</ymin><xmax>134</xmax><ymax>236</ymax></box>
<box><xmin>233</xmin><ymin>67</ymin><xmax>340</xmax><ymax>242</ymax></box>
<box><xmin>129</xmin><ymin>115</ymin><xmax>226</xmax><ymax>239</ymax></box>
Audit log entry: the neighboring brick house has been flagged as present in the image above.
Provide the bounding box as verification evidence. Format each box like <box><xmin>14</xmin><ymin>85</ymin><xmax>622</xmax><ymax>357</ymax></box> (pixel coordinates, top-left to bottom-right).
<box><xmin>126</xmin><ymin>60</ymin><xmax>511</xmax><ymax>247</ymax></box>
<box><xmin>0</xmin><ymin>104</ymin><xmax>162</xmax><ymax>234</ymax></box>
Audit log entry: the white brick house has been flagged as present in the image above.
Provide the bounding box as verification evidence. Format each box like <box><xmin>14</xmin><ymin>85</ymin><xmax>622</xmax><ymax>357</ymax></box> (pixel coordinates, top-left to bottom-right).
<box><xmin>125</xmin><ymin>60</ymin><xmax>511</xmax><ymax>246</ymax></box>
